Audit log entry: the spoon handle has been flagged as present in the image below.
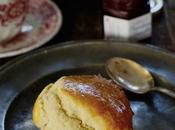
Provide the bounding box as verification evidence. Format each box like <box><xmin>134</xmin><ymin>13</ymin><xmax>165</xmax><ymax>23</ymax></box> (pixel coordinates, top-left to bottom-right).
<box><xmin>152</xmin><ymin>87</ymin><xmax>175</xmax><ymax>99</ymax></box>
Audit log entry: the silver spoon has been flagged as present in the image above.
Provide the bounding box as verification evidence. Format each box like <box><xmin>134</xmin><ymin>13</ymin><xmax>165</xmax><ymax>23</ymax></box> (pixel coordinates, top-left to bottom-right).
<box><xmin>105</xmin><ymin>57</ymin><xmax>175</xmax><ymax>98</ymax></box>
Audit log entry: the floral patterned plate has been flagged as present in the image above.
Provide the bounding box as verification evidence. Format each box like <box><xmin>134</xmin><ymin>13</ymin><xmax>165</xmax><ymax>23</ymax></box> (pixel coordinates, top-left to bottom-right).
<box><xmin>0</xmin><ymin>0</ymin><xmax>62</xmax><ymax>58</ymax></box>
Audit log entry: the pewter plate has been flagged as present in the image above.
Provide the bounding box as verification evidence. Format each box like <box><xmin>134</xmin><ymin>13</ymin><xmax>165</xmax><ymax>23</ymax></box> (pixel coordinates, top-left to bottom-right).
<box><xmin>0</xmin><ymin>41</ymin><xmax>175</xmax><ymax>130</ymax></box>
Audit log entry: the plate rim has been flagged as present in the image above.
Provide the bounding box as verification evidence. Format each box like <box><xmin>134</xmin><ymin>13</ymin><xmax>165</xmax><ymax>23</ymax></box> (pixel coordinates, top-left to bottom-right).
<box><xmin>1</xmin><ymin>40</ymin><xmax>175</xmax><ymax>73</ymax></box>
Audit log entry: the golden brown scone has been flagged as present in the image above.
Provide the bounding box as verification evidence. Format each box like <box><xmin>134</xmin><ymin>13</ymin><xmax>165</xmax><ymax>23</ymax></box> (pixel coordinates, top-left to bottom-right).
<box><xmin>32</xmin><ymin>75</ymin><xmax>133</xmax><ymax>130</ymax></box>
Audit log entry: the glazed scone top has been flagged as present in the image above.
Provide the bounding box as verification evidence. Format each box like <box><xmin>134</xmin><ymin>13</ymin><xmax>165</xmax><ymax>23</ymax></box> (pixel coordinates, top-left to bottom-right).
<box><xmin>54</xmin><ymin>76</ymin><xmax>133</xmax><ymax>130</ymax></box>
<box><xmin>33</xmin><ymin>75</ymin><xmax>133</xmax><ymax>130</ymax></box>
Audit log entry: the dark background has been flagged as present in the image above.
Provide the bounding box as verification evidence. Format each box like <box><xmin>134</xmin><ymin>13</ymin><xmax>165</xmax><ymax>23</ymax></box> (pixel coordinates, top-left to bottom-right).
<box><xmin>50</xmin><ymin>0</ymin><xmax>175</xmax><ymax>50</ymax></box>
<box><xmin>1</xmin><ymin>0</ymin><xmax>175</xmax><ymax>65</ymax></box>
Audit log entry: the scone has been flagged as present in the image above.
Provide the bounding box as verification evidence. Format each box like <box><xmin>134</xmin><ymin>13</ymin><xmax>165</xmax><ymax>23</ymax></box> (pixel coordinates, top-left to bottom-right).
<box><xmin>32</xmin><ymin>75</ymin><xmax>133</xmax><ymax>130</ymax></box>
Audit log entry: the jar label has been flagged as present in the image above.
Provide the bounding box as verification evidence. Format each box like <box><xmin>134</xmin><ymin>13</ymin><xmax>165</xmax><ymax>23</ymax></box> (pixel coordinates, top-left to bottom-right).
<box><xmin>104</xmin><ymin>13</ymin><xmax>152</xmax><ymax>41</ymax></box>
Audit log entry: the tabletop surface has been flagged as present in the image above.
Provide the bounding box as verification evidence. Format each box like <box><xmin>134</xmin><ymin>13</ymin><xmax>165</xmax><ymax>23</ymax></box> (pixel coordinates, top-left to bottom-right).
<box><xmin>0</xmin><ymin>0</ymin><xmax>175</xmax><ymax>66</ymax></box>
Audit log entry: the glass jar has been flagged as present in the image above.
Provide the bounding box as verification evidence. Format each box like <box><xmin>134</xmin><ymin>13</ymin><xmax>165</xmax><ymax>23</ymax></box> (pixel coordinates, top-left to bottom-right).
<box><xmin>103</xmin><ymin>0</ymin><xmax>152</xmax><ymax>41</ymax></box>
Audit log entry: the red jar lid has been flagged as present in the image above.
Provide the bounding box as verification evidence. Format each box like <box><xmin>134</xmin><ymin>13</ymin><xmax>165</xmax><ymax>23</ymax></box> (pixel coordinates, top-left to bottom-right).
<box><xmin>103</xmin><ymin>0</ymin><xmax>150</xmax><ymax>19</ymax></box>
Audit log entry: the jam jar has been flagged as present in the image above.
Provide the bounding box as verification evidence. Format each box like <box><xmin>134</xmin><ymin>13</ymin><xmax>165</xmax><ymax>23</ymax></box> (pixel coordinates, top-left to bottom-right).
<box><xmin>103</xmin><ymin>0</ymin><xmax>151</xmax><ymax>41</ymax></box>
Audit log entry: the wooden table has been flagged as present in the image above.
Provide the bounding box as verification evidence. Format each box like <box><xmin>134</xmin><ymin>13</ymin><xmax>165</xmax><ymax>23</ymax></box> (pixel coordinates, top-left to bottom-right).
<box><xmin>0</xmin><ymin>0</ymin><xmax>175</xmax><ymax>66</ymax></box>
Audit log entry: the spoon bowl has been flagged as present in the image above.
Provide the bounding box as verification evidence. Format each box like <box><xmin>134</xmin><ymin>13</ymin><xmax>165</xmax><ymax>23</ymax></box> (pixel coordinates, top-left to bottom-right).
<box><xmin>105</xmin><ymin>57</ymin><xmax>175</xmax><ymax>98</ymax></box>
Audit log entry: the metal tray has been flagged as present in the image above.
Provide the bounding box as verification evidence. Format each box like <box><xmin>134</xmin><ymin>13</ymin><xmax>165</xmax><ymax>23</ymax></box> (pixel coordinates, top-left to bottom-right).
<box><xmin>0</xmin><ymin>41</ymin><xmax>175</xmax><ymax>130</ymax></box>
